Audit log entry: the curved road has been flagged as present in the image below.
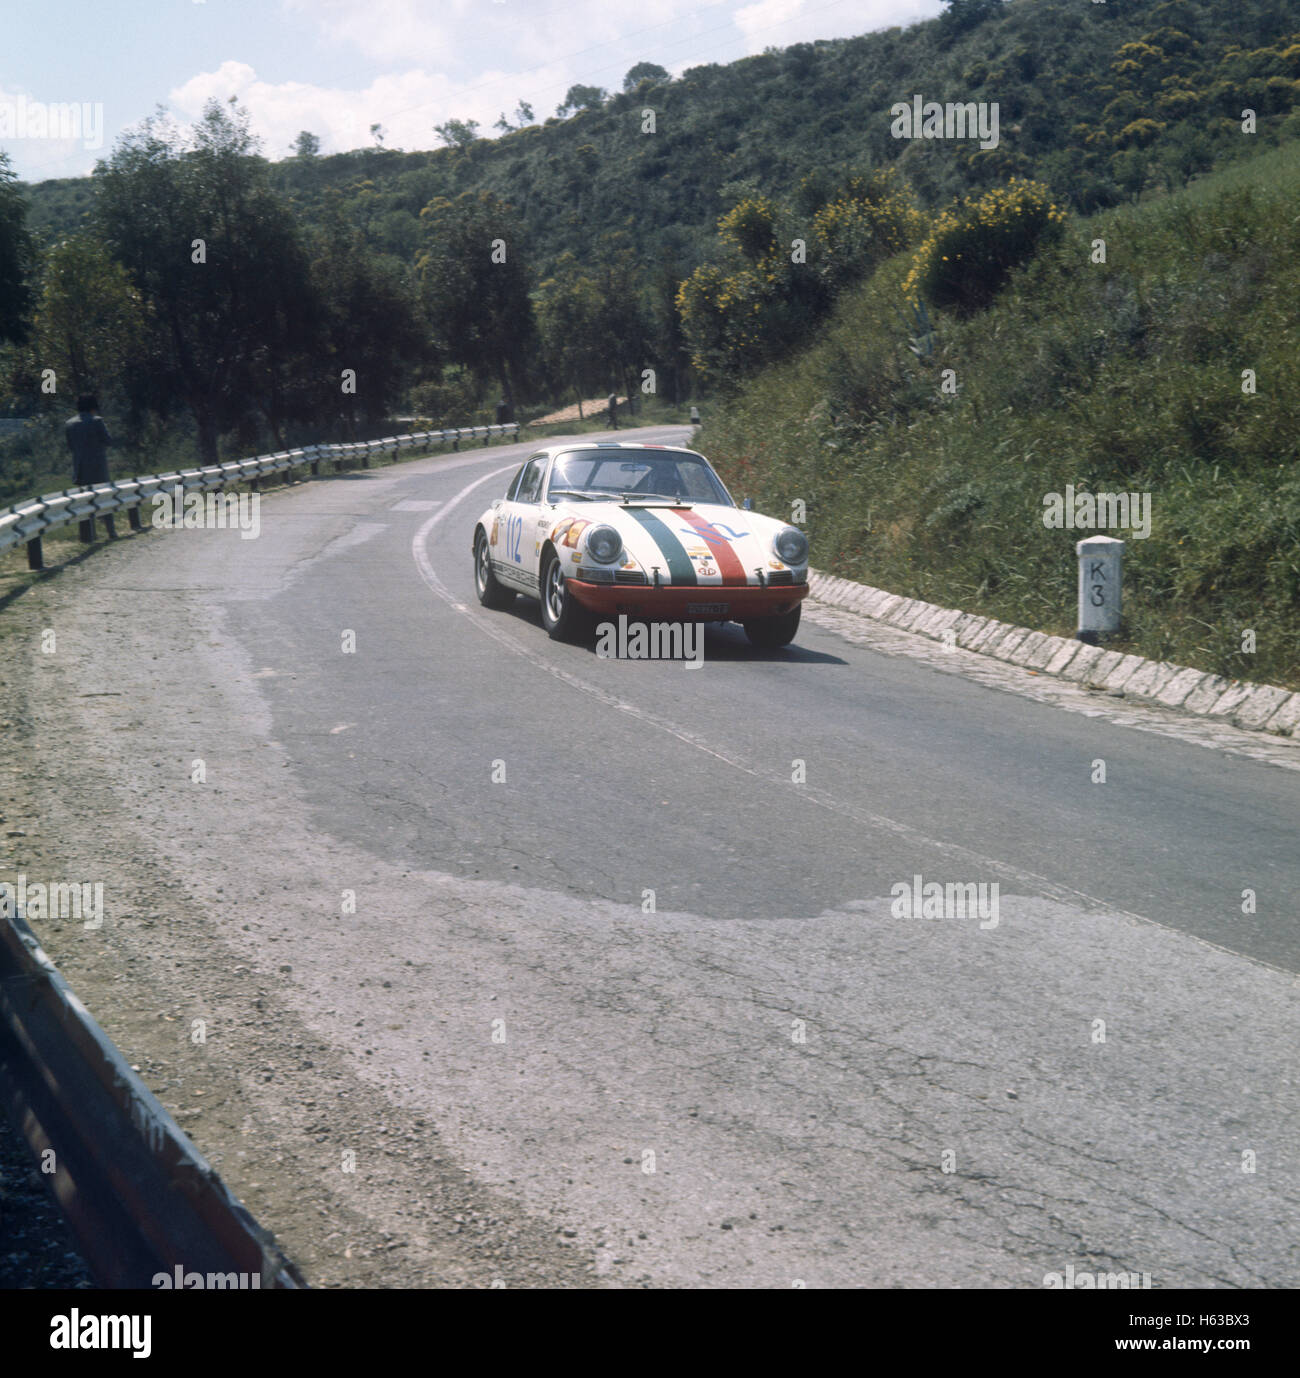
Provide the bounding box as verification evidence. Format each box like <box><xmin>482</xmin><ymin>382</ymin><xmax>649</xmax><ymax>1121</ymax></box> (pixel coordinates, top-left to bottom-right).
<box><xmin>6</xmin><ymin>424</ymin><xmax>1297</xmax><ymax>1287</ymax></box>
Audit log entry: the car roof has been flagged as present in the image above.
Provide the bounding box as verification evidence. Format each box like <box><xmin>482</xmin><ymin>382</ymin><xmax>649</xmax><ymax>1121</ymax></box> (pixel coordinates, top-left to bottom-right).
<box><xmin>537</xmin><ymin>441</ymin><xmax>707</xmax><ymax>461</ymax></box>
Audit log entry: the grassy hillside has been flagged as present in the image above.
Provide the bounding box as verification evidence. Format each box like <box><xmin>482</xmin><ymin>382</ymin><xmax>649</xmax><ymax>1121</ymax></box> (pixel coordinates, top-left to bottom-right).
<box><xmin>697</xmin><ymin>139</ymin><xmax>1300</xmax><ymax>689</ymax></box>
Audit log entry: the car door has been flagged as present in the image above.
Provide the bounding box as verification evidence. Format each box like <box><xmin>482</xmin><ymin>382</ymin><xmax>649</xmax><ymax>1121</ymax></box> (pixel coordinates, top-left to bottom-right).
<box><xmin>489</xmin><ymin>461</ymin><xmax>528</xmax><ymax>578</ymax></box>
<box><xmin>497</xmin><ymin>454</ymin><xmax>548</xmax><ymax>590</ymax></box>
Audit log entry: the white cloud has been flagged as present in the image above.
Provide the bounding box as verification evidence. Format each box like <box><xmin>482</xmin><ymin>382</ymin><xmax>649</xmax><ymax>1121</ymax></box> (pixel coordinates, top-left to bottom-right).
<box><xmin>282</xmin><ymin>0</ymin><xmax>703</xmax><ymax>71</ymax></box>
<box><xmin>167</xmin><ymin>59</ymin><xmax>573</xmax><ymax>158</ymax></box>
<box><xmin>281</xmin><ymin>0</ymin><xmax>464</xmax><ymax>67</ymax></box>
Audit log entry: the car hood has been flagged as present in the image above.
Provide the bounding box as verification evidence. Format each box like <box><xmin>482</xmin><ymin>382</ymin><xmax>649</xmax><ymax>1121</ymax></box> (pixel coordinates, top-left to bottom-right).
<box><xmin>549</xmin><ymin>500</ymin><xmax>800</xmax><ymax>587</ymax></box>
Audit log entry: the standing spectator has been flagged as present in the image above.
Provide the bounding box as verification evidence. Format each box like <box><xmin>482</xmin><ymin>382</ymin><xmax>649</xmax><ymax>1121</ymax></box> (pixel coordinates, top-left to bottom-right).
<box><xmin>608</xmin><ymin>393</ymin><xmax>618</xmax><ymax>430</ymax></box>
<box><xmin>66</xmin><ymin>394</ymin><xmax>116</xmax><ymax>541</ymax></box>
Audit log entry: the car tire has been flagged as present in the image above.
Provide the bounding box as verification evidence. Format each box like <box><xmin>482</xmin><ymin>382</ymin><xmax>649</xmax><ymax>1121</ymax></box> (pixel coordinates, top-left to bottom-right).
<box><xmin>742</xmin><ymin>605</ymin><xmax>801</xmax><ymax>648</ymax></box>
<box><xmin>475</xmin><ymin>529</ymin><xmax>515</xmax><ymax>610</ymax></box>
<box><xmin>539</xmin><ymin>549</ymin><xmax>592</xmax><ymax>642</ymax></box>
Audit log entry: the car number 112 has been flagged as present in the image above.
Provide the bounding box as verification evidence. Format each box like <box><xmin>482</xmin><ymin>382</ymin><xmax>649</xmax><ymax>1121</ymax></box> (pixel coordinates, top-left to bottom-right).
<box><xmin>505</xmin><ymin>514</ymin><xmax>524</xmax><ymax>562</ymax></box>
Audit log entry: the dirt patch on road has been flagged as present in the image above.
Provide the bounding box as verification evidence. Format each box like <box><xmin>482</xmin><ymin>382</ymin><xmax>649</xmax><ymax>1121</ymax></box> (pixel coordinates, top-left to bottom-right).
<box><xmin>0</xmin><ymin>530</ymin><xmax>603</xmax><ymax>1288</ymax></box>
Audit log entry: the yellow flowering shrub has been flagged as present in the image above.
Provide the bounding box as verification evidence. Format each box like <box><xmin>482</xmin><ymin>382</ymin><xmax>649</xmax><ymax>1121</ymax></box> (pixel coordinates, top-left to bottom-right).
<box><xmin>902</xmin><ymin>178</ymin><xmax>1066</xmax><ymax>314</ymax></box>
<box><xmin>810</xmin><ymin>169</ymin><xmax>923</xmax><ymax>292</ymax></box>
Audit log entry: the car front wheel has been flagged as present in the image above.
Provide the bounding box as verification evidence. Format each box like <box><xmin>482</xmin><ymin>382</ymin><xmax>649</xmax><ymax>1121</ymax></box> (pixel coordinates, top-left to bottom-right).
<box><xmin>539</xmin><ymin>550</ymin><xmax>592</xmax><ymax>642</ymax></box>
<box><xmin>742</xmin><ymin>606</ymin><xmax>801</xmax><ymax>648</ymax></box>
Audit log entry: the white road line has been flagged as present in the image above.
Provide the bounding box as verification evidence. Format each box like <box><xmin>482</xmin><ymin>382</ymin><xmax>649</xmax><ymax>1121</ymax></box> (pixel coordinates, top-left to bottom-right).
<box><xmin>410</xmin><ymin>460</ymin><xmax>1290</xmax><ymax>975</ymax></box>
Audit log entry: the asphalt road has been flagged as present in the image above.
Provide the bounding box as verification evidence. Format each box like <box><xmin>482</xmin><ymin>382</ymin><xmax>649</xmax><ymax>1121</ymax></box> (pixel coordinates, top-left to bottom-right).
<box><xmin>13</xmin><ymin>424</ymin><xmax>1299</xmax><ymax>1287</ymax></box>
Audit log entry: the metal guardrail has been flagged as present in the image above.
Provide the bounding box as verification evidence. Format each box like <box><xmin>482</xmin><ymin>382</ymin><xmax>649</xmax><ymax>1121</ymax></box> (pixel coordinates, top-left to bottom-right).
<box><xmin>0</xmin><ymin>423</ymin><xmax>522</xmax><ymax>570</ymax></box>
<box><xmin>0</xmin><ymin>906</ymin><xmax>306</xmax><ymax>1288</ymax></box>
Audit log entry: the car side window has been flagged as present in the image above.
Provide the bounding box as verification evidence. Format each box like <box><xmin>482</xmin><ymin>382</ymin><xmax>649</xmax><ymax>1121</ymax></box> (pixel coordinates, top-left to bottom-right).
<box><xmin>516</xmin><ymin>457</ymin><xmax>546</xmax><ymax>505</ymax></box>
<box><xmin>504</xmin><ymin>464</ymin><xmax>528</xmax><ymax>501</ymax></box>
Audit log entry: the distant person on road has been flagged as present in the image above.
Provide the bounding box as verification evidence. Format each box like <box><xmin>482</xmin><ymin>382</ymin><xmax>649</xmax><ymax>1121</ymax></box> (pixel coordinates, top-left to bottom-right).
<box><xmin>608</xmin><ymin>393</ymin><xmax>618</xmax><ymax>430</ymax></box>
<box><xmin>66</xmin><ymin>393</ymin><xmax>116</xmax><ymax>541</ymax></box>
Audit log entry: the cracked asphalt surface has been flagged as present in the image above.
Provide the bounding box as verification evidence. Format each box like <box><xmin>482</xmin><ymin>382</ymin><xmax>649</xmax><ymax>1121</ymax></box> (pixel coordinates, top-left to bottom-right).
<box><xmin>0</xmin><ymin>424</ymin><xmax>1297</xmax><ymax>1287</ymax></box>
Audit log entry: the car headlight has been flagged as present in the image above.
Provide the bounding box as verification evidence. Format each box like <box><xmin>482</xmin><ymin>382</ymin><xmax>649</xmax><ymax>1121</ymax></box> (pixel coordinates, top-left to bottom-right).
<box><xmin>773</xmin><ymin>526</ymin><xmax>808</xmax><ymax>565</ymax></box>
<box><xmin>585</xmin><ymin>525</ymin><xmax>623</xmax><ymax>564</ymax></box>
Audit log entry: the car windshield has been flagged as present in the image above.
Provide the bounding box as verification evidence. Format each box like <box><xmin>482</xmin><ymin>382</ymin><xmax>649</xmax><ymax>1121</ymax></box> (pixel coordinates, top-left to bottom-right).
<box><xmin>546</xmin><ymin>449</ymin><xmax>733</xmax><ymax>506</ymax></box>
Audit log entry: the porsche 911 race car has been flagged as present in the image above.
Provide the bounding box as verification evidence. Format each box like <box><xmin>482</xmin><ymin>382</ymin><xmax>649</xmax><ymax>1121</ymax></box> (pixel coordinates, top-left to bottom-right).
<box><xmin>471</xmin><ymin>442</ymin><xmax>809</xmax><ymax>646</ymax></box>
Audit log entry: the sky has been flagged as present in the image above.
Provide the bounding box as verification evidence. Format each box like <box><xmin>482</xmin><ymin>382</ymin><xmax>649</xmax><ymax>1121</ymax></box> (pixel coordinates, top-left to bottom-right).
<box><xmin>0</xmin><ymin>0</ymin><xmax>943</xmax><ymax>184</ymax></box>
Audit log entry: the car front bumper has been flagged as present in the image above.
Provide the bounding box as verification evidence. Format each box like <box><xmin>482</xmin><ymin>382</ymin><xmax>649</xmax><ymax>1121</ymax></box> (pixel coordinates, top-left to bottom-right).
<box><xmin>564</xmin><ymin>578</ymin><xmax>808</xmax><ymax>621</ymax></box>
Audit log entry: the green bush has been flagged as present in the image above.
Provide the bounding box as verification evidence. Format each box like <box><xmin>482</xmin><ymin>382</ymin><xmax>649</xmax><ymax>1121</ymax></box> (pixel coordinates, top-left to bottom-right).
<box><xmin>902</xmin><ymin>179</ymin><xmax>1067</xmax><ymax>314</ymax></box>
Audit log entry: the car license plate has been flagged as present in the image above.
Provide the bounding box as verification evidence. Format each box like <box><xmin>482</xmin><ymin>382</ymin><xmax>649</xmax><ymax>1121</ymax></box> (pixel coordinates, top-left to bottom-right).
<box><xmin>687</xmin><ymin>602</ymin><xmax>728</xmax><ymax>615</ymax></box>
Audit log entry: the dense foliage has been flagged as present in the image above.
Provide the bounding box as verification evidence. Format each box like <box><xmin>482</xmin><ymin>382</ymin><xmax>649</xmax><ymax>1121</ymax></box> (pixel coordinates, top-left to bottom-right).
<box><xmin>696</xmin><ymin>140</ymin><xmax>1300</xmax><ymax>688</ymax></box>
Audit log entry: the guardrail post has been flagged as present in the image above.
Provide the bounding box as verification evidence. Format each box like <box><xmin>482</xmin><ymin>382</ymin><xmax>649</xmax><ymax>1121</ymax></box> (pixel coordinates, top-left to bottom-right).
<box><xmin>127</xmin><ymin>506</ymin><xmax>142</xmax><ymax>532</ymax></box>
<box><xmin>1076</xmin><ymin>535</ymin><xmax>1124</xmax><ymax>644</ymax></box>
<box><xmin>79</xmin><ymin>520</ymin><xmax>94</xmax><ymax>543</ymax></box>
<box><xmin>26</xmin><ymin>536</ymin><xmax>43</xmax><ymax>570</ymax></box>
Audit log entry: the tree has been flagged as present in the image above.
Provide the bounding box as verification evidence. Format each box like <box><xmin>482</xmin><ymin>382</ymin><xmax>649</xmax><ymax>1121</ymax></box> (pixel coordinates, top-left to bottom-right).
<box><xmin>0</xmin><ymin>152</ymin><xmax>35</xmax><ymax>346</ymax></box>
<box><xmin>495</xmin><ymin>101</ymin><xmax>535</xmax><ymax>132</ymax></box>
<box><xmin>939</xmin><ymin>0</ymin><xmax>1005</xmax><ymax>38</ymax></box>
<box><xmin>623</xmin><ymin>63</ymin><xmax>669</xmax><ymax>92</ymax></box>
<box><xmin>94</xmin><ymin>99</ymin><xmax>322</xmax><ymax>461</ymax></box>
<box><xmin>369</xmin><ymin>123</ymin><xmax>386</xmax><ymax>147</ymax></box>
<box><xmin>417</xmin><ymin>190</ymin><xmax>536</xmax><ymax>411</ymax></box>
<box><xmin>556</xmin><ymin>85</ymin><xmax>607</xmax><ymax>117</ymax></box>
<box><xmin>434</xmin><ymin>118</ymin><xmax>480</xmax><ymax>149</ymax></box>
<box><xmin>646</xmin><ymin>263</ymin><xmax>691</xmax><ymax>405</ymax></box>
<box><xmin>309</xmin><ymin>202</ymin><xmax>430</xmax><ymax>436</ymax></box>
<box><xmin>293</xmin><ymin>130</ymin><xmax>321</xmax><ymax>157</ymax></box>
<box><xmin>536</xmin><ymin>257</ymin><xmax>605</xmax><ymax>415</ymax></box>
<box><xmin>30</xmin><ymin>234</ymin><xmax>147</xmax><ymax>401</ymax></box>
<box><xmin>588</xmin><ymin>237</ymin><xmax>652</xmax><ymax>406</ymax></box>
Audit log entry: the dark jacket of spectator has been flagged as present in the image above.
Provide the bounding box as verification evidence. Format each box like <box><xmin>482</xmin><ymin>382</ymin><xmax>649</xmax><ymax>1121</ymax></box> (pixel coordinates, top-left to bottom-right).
<box><xmin>66</xmin><ymin>409</ymin><xmax>113</xmax><ymax>486</ymax></box>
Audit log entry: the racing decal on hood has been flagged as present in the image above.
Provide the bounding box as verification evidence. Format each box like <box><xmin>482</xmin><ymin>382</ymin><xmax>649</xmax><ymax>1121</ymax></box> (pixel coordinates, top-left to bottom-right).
<box><xmin>672</xmin><ymin>509</ymin><xmax>749</xmax><ymax>585</ymax></box>
<box><xmin>623</xmin><ymin>507</ymin><xmax>697</xmax><ymax>585</ymax></box>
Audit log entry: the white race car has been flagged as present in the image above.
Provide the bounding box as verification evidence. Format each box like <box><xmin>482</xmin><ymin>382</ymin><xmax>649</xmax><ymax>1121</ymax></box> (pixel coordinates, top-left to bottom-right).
<box><xmin>471</xmin><ymin>442</ymin><xmax>809</xmax><ymax>646</ymax></box>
